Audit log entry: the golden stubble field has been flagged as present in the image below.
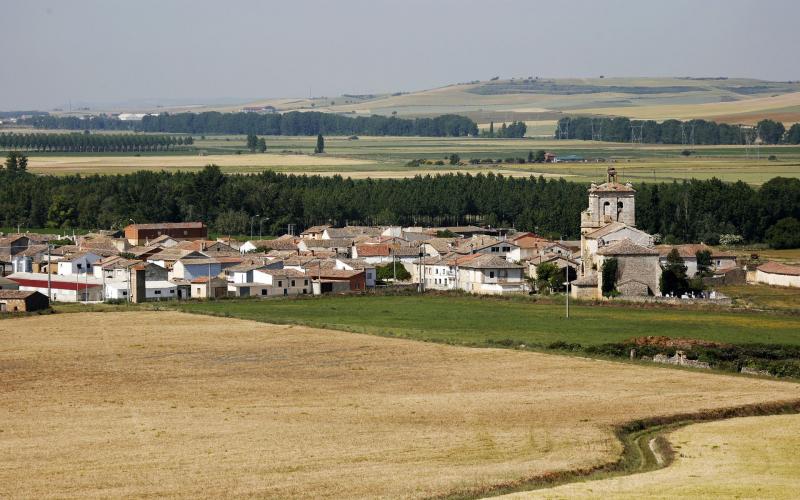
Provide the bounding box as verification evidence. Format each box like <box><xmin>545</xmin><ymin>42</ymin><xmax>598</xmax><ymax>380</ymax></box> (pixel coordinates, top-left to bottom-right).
<box><xmin>509</xmin><ymin>413</ymin><xmax>800</xmax><ymax>499</ymax></box>
<box><xmin>1</xmin><ymin>312</ymin><xmax>799</xmax><ymax>498</ymax></box>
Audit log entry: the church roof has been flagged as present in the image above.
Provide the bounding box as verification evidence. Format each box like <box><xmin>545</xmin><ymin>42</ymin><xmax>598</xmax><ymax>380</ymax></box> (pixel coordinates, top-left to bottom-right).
<box><xmin>596</xmin><ymin>238</ymin><xmax>659</xmax><ymax>256</ymax></box>
<box><xmin>589</xmin><ymin>181</ymin><xmax>635</xmax><ymax>193</ymax></box>
<box><xmin>584</xmin><ymin>221</ymin><xmax>628</xmax><ymax>239</ymax></box>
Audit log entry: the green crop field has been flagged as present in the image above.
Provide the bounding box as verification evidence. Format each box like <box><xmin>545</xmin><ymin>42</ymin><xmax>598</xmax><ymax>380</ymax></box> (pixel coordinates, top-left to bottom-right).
<box><xmin>176</xmin><ymin>294</ymin><xmax>800</xmax><ymax>348</ymax></box>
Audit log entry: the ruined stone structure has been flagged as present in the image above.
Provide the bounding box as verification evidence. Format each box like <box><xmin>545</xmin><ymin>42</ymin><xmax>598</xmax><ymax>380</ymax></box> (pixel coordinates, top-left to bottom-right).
<box><xmin>652</xmin><ymin>351</ymin><xmax>711</xmax><ymax>369</ymax></box>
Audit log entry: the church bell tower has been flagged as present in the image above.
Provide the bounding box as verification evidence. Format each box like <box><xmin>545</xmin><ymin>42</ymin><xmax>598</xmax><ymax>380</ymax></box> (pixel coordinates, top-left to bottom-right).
<box><xmin>580</xmin><ymin>167</ymin><xmax>636</xmax><ymax>234</ymax></box>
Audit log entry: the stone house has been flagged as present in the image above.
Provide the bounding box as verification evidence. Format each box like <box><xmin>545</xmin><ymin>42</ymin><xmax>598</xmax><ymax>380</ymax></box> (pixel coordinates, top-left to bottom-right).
<box><xmin>596</xmin><ymin>239</ymin><xmax>661</xmax><ymax>296</ymax></box>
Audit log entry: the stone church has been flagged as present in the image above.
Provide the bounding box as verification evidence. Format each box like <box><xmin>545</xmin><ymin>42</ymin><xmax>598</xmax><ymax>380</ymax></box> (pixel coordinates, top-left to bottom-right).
<box><xmin>571</xmin><ymin>167</ymin><xmax>661</xmax><ymax>299</ymax></box>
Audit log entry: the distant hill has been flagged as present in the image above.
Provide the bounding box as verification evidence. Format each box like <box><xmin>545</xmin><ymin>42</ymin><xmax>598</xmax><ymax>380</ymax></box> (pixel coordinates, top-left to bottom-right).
<box><xmin>227</xmin><ymin>77</ymin><xmax>800</xmax><ymax>132</ymax></box>
<box><xmin>49</xmin><ymin>77</ymin><xmax>800</xmax><ymax>134</ymax></box>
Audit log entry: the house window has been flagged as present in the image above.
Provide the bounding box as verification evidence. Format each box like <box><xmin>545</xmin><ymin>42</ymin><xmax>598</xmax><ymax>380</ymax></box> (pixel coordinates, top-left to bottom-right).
<box><xmin>304</xmin><ymin>279</ymin><xmax>308</xmax><ymax>285</ymax></box>
<box><xmin>77</xmin><ymin>263</ymin><xmax>83</xmax><ymax>269</ymax></box>
<box><xmin>183</xmin><ymin>230</ymin><xmax>188</xmax><ymax>236</ymax></box>
<box><xmin>261</xmin><ymin>289</ymin><xmax>268</xmax><ymax>296</ymax></box>
<box><xmin>278</xmin><ymin>280</ymin><xmax>283</xmax><ymax>287</ymax></box>
<box><xmin>155</xmin><ymin>290</ymin><xmax>161</xmax><ymax>295</ymax></box>
<box><xmin>491</xmin><ymin>247</ymin><xmax>498</xmax><ymax>252</ymax></box>
<box><xmin>489</xmin><ymin>271</ymin><xmax>495</xmax><ymax>278</ymax></box>
<box><xmin>122</xmin><ymin>291</ymin><xmax>127</xmax><ymax>296</ymax></box>
<box><xmin>302</xmin><ymin>289</ymin><xmax>307</xmax><ymax>294</ymax></box>
<box><xmin>502</xmin><ymin>246</ymin><xmax>510</xmax><ymax>252</ymax></box>
<box><xmin>170</xmin><ymin>289</ymin><xmax>175</xmax><ymax>294</ymax></box>
<box><xmin>291</xmin><ymin>280</ymin><xmax>296</xmax><ymax>287</ymax></box>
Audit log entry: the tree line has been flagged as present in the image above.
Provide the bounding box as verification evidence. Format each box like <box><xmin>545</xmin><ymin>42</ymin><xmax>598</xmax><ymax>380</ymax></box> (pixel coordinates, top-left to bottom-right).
<box><xmin>0</xmin><ymin>166</ymin><xmax>797</xmax><ymax>248</ymax></box>
<box><xmin>555</xmin><ymin>117</ymin><xmax>800</xmax><ymax>145</ymax></box>
<box><xmin>484</xmin><ymin>121</ymin><xmax>527</xmax><ymax>138</ymax></box>
<box><xmin>21</xmin><ymin>111</ymin><xmax>479</xmax><ymax>137</ymax></box>
<box><xmin>0</xmin><ymin>133</ymin><xmax>193</xmax><ymax>152</ymax></box>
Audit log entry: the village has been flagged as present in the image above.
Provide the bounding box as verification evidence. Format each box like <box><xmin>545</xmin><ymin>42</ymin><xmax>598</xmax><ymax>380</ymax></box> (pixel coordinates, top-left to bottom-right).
<box><xmin>1</xmin><ymin>167</ymin><xmax>795</xmax><ymax>313</ymax></box>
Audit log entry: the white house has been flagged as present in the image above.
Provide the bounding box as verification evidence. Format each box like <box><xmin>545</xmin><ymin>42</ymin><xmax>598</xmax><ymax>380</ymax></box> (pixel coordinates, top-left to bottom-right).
<box><xmin>656</xmin><ymin>244</ymin><xmax>738</xmax><ymax>277</ymax></box>
<box><xmin>456</xmin><ymin>254</ymin><xmax>526</xmax><ymax>294</ymax></box>
<box><xmin>105</xmin><ymin>280</ymin><xmax>178</xmax><ymax>301</ymax></box>
<box><xmin>56</xmin><ymin>251</ymin><xmax>102</xmax><ymax>276</ymax></box>
<box><xmin>228</xmin><ymin>267</ymin><xmax>311</xmax><ymax>297</ymax></box>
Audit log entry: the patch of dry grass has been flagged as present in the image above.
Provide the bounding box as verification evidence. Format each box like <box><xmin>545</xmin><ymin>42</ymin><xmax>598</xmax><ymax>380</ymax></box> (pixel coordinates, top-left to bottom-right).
<box><xmin>508</xmin><ymin>413</ymin><xmax>800</xmax><ymax>499</ymax></box>
<box><xmin>1</xmin><ymin>312</ymin><xmax>798</xmax><ymax>498</ymax></box>
<box><xmin>25</xmin><ymin>153</ymin><xmax>375</xmax><ymax>175</ymax></box>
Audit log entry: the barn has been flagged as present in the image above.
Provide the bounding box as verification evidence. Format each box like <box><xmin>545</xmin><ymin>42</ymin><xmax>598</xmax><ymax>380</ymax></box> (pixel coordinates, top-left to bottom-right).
<box><xmin>0</xmin><ymin>290</ymin><xmax>50</xmax><ymax>313</ymax></box>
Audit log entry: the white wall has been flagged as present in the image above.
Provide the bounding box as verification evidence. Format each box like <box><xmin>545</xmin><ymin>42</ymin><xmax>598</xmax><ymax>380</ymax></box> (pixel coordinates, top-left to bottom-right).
<box><xmin>755</xmin><ymin>270</ymin><xmax>800</xmax><ymax>288</ymax></box>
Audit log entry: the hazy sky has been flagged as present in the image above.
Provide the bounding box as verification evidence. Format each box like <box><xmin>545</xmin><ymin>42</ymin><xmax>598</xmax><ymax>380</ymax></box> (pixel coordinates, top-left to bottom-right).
<box><xmin>5</xmin><ymin>0</ymin><xmax>800</xmax><ymax>110</ymax></box>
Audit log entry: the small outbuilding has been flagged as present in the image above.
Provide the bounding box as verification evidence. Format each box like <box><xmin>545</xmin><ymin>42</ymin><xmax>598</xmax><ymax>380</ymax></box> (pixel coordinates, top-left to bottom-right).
<box><xmin>0</xmin><ymin>290</ymin><xmax>50</xmax><ymax>313</ymax></box>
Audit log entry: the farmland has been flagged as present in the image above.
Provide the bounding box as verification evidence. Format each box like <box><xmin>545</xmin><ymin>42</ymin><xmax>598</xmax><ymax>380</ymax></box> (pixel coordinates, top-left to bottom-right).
<box><xmin>178</xmin><ymin>294</ymin><xmax>800</xmax><ymax>348</ymax></box>
<box><xmin>17</xmin><ymin>134</ymin><xmax>800</xmax><ymax>184</ymax></box>
<box><xmin>1</xmin><ymin>311</ymin><xmax>799</xmax><ymax>498</ymax></box>
<box><xmin>513</xmin><ymin>413</ymin><xmax>800</xmax><ymax>499</ymax></box>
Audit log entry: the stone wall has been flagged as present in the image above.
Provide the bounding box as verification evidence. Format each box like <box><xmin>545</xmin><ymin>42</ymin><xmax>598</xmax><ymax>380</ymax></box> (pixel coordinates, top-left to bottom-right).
<box><xmin>652</xmin><ymin>351</ymin><xmax>710</xmax><ymax>369</ymax></box>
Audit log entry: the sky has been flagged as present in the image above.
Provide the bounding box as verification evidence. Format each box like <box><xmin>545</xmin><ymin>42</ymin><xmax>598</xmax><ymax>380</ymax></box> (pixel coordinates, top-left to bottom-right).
<box><xmin>4</xmin><ymin>0</ymin><xmax>800</xmax><ymax>110</ymax></box>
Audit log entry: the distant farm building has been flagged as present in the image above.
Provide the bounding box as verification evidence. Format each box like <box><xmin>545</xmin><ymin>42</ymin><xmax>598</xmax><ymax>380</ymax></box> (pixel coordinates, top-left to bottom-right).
<box><xmin>124</xmin><ymin>222</ymin><xmax>208</xmax><ymax>245</ymax></box>
<box><xmin>240</xmin><ymin>105</ymin><xmax>277</xmax><ymax>113</ymax></box>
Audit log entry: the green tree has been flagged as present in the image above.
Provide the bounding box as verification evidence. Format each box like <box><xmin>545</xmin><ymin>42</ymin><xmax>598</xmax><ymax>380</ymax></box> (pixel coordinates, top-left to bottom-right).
<box><xmin>46</xmin><ymin>193</ymin><xmax>78</xmax><ymax>228</ymax></box>
<box><xmin>695</xmin><ymin>249</ymin><xmax>713</xmax><ymax>277</ymax></box>
<box><xmin>376</xmin><ymin>262</ymin><xmax>411</xmax><ymax>281</ymax></box>
<box><xmin>15</xmin><ymin>153</ymin><xmax>27</xmax><ymax>172</ymax></box>
<box><xmin>246</xmin><ymin>134</ymin><xmax>258</xmax><ymax>152</ymax></box>
<box><xmin>257</xmin><ymin>137</ymin><xmax>267</xmax><ymax>153</ymax></box>
<box><xmin>4</xmin><ymin>151</ymin><xmax>18</xmax><ymax>172</ymax></box>
<box><xmin>448</xmin><ymin>153</ymin><xmax>460</xmax><ymax>165</ymax></box>
<box><xmin>214</xmin><ymin>209</ymin><xmax>249</xmax><ymax>235</ymax></box>
<box><xmin>601</xmin><ymin>258</ymin><xmax>618</xmax><ymax>296</ymax></box>
<box><xmin>534</xmin><ymin>149</ymin><xmax>546</xmax><ymax>162</ymax></box>
<box><xmin>786</xmin><ymin>124</ymin><xmax>800</xmax><ymax>145</ymax></box>
<box><xmin>756</xmin><ymin>119</ymin><xmax>786</xmax><ymax>145</ymax></box>
<box><xmin>766</xmin><ymin>217</ymin><xmax>800</xmax><ymax>249</ymax></box>
<box><xmin>660</xmin><ymin>248</ymin><xmax>689</xmax><ymax>296</ymax></box>
<box><xmin>535</xmin><ymin>262</ymin><xmax>560</xmax><ymax>294</ymax></box>
<box><xmin>314</xmin><ymin>134</ymin><xmax>325</xmax><ymax>154</ymax></box>
<box><xmin>488</xmin><ymin>121</ymin><xmax>494</xmax><ymax>137</ymax></box>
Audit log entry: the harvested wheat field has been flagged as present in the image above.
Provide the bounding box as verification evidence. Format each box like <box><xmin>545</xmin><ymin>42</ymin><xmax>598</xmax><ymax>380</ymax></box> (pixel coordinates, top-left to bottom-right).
<box><xmin>509</xmin><ymin>413</ymin><xmax>800</xmax><ymax>499</ymax></box>
<box><xmin>25</xmin><ymin>153</ymin><xmax>375</xmax><ymax>175</ymax></box>
<box><xmin>1</xmin><ymin>312</ymin><xmax>799</xmax><ymax>498</ymax></box>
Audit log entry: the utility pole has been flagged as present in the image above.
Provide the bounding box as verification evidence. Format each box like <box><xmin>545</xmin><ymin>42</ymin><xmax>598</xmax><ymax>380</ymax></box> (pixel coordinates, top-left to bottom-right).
<box><xmin>564</xmin><ymin>273</ymin><xmax>573</xmax><ymax>319</ymax></box>
<box><xmin>47</xmin><ymin>244</ymin><xmax>52</xmax><ymax>302</ymax></box>
<box><xmin>250</xmin><ymin>214</ymin><xmax>260</xmax><ymax>240</ymax></box>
